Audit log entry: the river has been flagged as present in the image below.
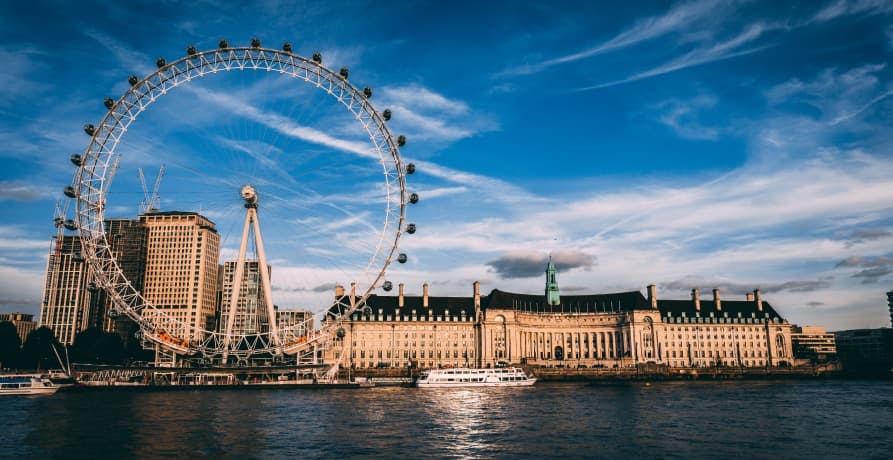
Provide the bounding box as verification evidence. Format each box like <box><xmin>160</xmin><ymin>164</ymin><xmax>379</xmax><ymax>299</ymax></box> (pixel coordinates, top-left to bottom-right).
<box><xmin>2</xmin><ymin>380</ymin><xmax>892</xmax><ymax>458</ymax></box>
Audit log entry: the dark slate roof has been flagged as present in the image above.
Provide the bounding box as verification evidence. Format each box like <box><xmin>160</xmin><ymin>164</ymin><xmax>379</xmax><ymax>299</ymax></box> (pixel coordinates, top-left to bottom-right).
<box><xmin>336</xmin><ymin>294</ymin><xmax>476</xmax><ymax>316</ymax></box>
<box><xmin>657</xmin><ymin>299</ymin><xmax>783</xmax><ymax>320</ymax></box>
<box><xmin>484</xmin><ymin>289</ymin><xmax>650</xmax><ymax>313</ymax></box>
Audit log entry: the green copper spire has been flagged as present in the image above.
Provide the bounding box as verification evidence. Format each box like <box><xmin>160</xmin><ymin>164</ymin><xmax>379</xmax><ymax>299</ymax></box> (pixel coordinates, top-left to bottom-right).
<box><xmin>545</xmin><ymin>255</ymin><xmax>560</xmax><ymax>306</ymax></box>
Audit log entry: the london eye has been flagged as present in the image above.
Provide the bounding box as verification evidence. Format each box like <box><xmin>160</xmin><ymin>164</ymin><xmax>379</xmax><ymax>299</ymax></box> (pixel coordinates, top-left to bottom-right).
<box><xmin>61</xmin><ymin>38</ymin><xmax>419</xmax><ymax>364</ymax></box>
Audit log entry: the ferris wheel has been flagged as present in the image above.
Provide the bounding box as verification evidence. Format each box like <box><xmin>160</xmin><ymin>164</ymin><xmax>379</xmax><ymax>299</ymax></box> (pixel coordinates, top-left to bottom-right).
<box><xmin>62</xmin><ymin>38</ymin><xmax>419</xmax><ymax>363</ymax></box>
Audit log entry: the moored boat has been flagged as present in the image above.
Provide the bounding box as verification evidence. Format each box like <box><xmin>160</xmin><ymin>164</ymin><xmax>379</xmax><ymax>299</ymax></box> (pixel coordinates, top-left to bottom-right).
<box><xmin>0</xmin><ymin>375</ymin><xmax>60</xmax><ymax>395</ymax></box>
<box><xmin>416</xmin><ymin>367</ymin><xmax>536</xmax><ymax>387</ymax></box>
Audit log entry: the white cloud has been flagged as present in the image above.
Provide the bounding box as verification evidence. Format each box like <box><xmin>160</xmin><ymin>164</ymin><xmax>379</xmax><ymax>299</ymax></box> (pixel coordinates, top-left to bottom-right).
<box><xmin>378</xmin><ymin>84</ymin><xmax>498</xmax><ymax>143</ymax></box>
<box><xmin>581</xmin><ymin>21</ymin><xmax>780</xmax><ymax>90</ymax></box>
<box><xmin>766</xmin><ymin>63</ymin><xmax>888</xmax><ymax>118</ymax></box>
<box><xmin>809</xmin><ymin>0</ymin><xmax>893</xmax><ymax>24</ymax></box>
<box><xmin>656</xmin><ymin>94</ymin><xmax>721</xmax><ymax>140</ymax></box>
<box><xmin>497</xmin><ymin>0</ymin><xmax>727</xmax><ymax>77</ymax></box>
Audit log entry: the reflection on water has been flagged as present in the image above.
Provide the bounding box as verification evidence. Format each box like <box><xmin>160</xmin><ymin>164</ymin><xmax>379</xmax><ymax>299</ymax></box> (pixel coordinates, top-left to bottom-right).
<box><xmin>2</xmin><ymin>381</ymin><xmax>892</xmax><ymax>459</ymax></box>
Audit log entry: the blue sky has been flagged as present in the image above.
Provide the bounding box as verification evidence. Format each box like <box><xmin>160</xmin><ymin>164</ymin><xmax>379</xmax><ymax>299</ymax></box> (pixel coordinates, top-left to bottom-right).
<box><xmin>1</xmin><ymin>0</ymin><xmax>892</xmax><ymax>330</ymax></box>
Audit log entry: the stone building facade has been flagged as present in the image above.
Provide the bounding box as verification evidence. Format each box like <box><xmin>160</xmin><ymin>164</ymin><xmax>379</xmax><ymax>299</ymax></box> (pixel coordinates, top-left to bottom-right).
<box><xmin>329</xmin><ymin>266</ymin><xmax>795</xmax><ymax>370</ymax></box>
<box><xmin>39</xmin><ymin>234</ymin><xmax>97</xmax><ymax>345</ymax></box>
<box><xmin>0</xmin><ymin>312</ymin><xmax>37</xmax><ymax>342</ymax></box>
<box><xmin>139</xmin><ymin>211</ymin><xmax>220</xmax><ymax>341</ymax></box>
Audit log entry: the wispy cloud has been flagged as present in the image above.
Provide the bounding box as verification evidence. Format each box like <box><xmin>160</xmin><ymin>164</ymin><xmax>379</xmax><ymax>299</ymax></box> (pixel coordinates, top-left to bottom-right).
<box><xmin>835</xmin><ymin>255</ymin><xmax>893</xmax><ymax>283</ymax></box>
<box><xmin>766</xmin><ymin>63</ymin><xmax>892</xmax><ymax>127</ymax></box>
<box><xmin>379</xmin><ymin>84</ymin><xmax>498</xmax><ymax>142</ymax></box>
<box><xmin>662</xmin><ymin>277</ymin><xmax>831</xmax><ymax>295</ymax></box>
<box><xmin>579</xmin><ymin>22</ymin><xmax>780</xmax><ymax>90</ymax></box>
<box><xmin>497</xmin><ymin>0</ymin><xmax>726</xmax><ymax>77</ymax></box>
<box><xmin>0</xmin><ymin>181</ymin><xmax>55</xmax><ymax>201</ymax></box>
<box><xmin>843</xmin><ymin>228</ymin><xmax>892</xmax><ymax>247</ymax></box>
<box><xmin>809</xmin><ymin>0</ymin><xmax>893</xmax><ymax>24</ymax></box>
<box><xmin>656</xmin><ymin>94</ymin><xmax>721</xmax><ymax>140</ymax></box>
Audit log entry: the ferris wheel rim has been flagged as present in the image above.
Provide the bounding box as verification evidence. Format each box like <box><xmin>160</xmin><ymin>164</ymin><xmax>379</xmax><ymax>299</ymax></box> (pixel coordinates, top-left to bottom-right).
<box><xmin>69</xmin><ymin>43</ymin><xmax>409</xmax><ymax>359</ymax></box>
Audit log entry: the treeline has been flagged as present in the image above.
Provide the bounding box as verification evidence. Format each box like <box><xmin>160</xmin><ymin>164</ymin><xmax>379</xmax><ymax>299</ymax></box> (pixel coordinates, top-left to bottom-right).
<box><xmin>0</xmin><ymin>322</ymin><xmax>153</xmax><ymax>370</ymax></box>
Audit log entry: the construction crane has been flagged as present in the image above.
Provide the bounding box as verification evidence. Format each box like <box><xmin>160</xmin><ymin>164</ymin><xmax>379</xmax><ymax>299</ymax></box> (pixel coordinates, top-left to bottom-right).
<box><xmin>138</xmin><ymin>164</ymin><xmax>165</xmax><ymax>214</ymax></box>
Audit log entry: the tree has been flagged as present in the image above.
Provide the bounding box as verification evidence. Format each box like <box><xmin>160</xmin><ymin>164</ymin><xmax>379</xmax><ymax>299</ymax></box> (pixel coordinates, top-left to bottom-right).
<box><xmin>96</xmin><ymin>332</ymin><xmax>125</xmax><ymax>365</ymax></box>
<box><xmin>71</xmin><ymin>327</ymin><xmax>102</xmax><ymax>364</ymax></box>
<box><xmin>0</xmin><ymin>321</ymin><xmax>21</xmax><ymax>370</ymax></box>
<box><xmin>19</xmin><ymin>327</ymin><xmax>61</xmax><ymax>370</ymax></box>
<box><xmin>125</xmin><ymin>322</ymin><xmax>154</xmax><ymax>364</ymax></box>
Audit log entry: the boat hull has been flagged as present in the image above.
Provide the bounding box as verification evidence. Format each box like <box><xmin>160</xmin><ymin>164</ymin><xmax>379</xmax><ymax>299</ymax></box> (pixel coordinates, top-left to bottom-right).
<box><xmin>0</xmin><ymin>386</ymin><xmax>59</xmax><ymax>395</ymax></box>
<box><xmin>417</xmin><ymin>379</ymin><xmax>536</xmax><ymax>388</ymax></box>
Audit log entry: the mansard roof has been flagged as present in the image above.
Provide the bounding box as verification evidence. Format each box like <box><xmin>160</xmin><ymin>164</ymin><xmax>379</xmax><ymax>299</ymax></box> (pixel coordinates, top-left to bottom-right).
<box><xmin>657</xmin><ymin>299</ymin><xmax>784</xmax><ymax>320</ymax></box>
<box><xmin>484</xmin><ymin>289</ymin><xmax>650</xmax><ymax>313</ymax></box>
<box><xmin>339</xmin><ymin>294</ymin><xmax>476</xmax><ymax>316</ymax></box>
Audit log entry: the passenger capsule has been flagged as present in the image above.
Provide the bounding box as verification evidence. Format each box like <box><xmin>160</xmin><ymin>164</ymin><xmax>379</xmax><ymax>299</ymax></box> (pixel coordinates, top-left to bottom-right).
<box><xmin>397</xmin><ymin>253</ymin><xmax>408</xmax><ymax>264</ymax></box>
<box><xmin>104</xmin><ymin>98</ymin><xmax>114</xmax><ymax>109</ymax></box>
<box><xmin>397</xmin><ymin>135</ymin><xmax>406</xmax><ymax>147</ymax></box>
<box><xmin>156</xmin><ymin>57</ymin><xmax>166</xmax><ymax>68</ymax></box>
<box><xmin>363</xmin><ymin>86</ymin><xmax>373</xmax><ymax>98</ymax></box>
<box><xmin>409</xmin><ymin>193</ymin><xmax>419</xmax><ymax>204</ymax></box>
<box><xmin>339</xmin><ymin>67</ymin><xmax>349</xmax><ymax>79</ymax></box>
<box><xmin>83</xmin><ymin>124</ymin><xmax>95</xmax><ymax>136</ymax></box>
<box><xmin>251</xmin><ymin>37</ymin><xmax>261</xmax><ymax>48</ymax></box>
<box><xmin>406</xmin><ymin>223</ymin><xmax>416</xmax><ymax>234</ymax></box>
<box><xmin>53</xmin><ymin>217</ymin><xmax>64</xmax><ymax>227</ymax></box>
<box><xmin>312</xmin><ymin>52</ymin><xmax>322</xmax><ymax>63</ymax></box>
<box><xmin>282</xmin><ymin>42</ymin><xmax>293</xmax><ymax>53</ymax></box>
<box><xmin>72</xmin><ymin>253</ymin><xmax>85</xmax><ymax>263</ymax></box>
<box><xmin>63</xmin><ymin>186</ymin><xmax>77</xmax><ymax>198</ymax></box>
<box><xmin>70</xmin><ymin>154</ymin><xmax>83</xmax><ymax>166</ymax></box>
<box><xmin>187</xmin><ymin>45</ymin><xmax>197</xmax><ymax>55</ymax></box>
<box><xmin>63</xmin><ymin>219</ymin><xmax>77</xmax><ymax>230</ymax></box>
<box><xmin>87</xmin><ymin>282</ymin><xmax>98</xmax><ymax>292</ymax></box>
<box><xmin>406</xmin><ymin>163</ymin><xmax>416</xmax><ymax>174</ymax></box>
<box><xmin>133</xmin><ymin>330</ymin><xmax>142</xmax><ymax>341</ymax></box>
<box><xmin>382</xmin><ymin>281</ymin><xmax>393</xmax><ymax>291</ymax></box>
<box><xmin>219</xmin><ymin>38</ymin><xmax>229</xmax><ymax>49</ymax></box>
<box><xmin>128</xmin><ymin>75</ymin><xmax>139</xmax><ymax>86</ymax></box>
<box><xmin>336</xmin><ymin>327</ymin><xmax>346</xmax><ymax>339</ymax></box>
<box><xmin>383</xmin><ymin>109</ymin><xmax>392</xmax><ymax>121</ymax></box>
<box><xmin>107</xmin><ymin>308</ymin><xmax>119</xmax><ymax>318</ymax></box>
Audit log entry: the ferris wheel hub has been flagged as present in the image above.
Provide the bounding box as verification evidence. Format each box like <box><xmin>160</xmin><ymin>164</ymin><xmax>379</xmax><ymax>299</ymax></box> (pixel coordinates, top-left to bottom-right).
<box><xmin>241</xmin><ymin>184</ymin><xmax>258</xmax><ymax>208</ymax></box>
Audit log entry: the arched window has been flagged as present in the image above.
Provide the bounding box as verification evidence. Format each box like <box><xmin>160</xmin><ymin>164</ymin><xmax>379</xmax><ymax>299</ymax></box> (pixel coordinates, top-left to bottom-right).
<box><xmin>775</xmin><ymin>334</ymin><xmax>786</xmax><ymax>358</ymax></box>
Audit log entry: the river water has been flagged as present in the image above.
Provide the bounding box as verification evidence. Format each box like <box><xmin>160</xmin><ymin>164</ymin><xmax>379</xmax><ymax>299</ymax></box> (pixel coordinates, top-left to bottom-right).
<box><xmin>2</xmin><ymin>380</ymin><xmax>892</xmax><ymax>459</ymax></box>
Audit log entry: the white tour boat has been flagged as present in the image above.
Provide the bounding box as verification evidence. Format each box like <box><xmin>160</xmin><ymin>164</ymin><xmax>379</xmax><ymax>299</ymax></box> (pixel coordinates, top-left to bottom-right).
<box><xmin>416</xmin><ymin>367</ymin><xmax>536</xmax><ymax>388</ymax></box>
<box><xmin>0</xmin><ymin>375</ymin><xmax>60</xmax><ymax>395</ymax></box>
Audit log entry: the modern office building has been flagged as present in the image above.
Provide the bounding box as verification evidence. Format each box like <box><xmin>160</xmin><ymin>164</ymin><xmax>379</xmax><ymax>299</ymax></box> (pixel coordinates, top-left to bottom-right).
<box><xmin>0</xmin><ymin>312</ymin><xmax>37</xmax><ymax>342</ymax></box>
<box><xmin>139</xmin><ymin>211</ymin><xmax>220</xmax><ymax>341</ymax></box>
<box><xmin>276</xmin><ymin>308</ymin><xmax>314</xmax><ymax>340</ymax></box>
<box><xmin>100</xmin><ymin>218</ymin><xmax>148</xmax><ymax>340</ymax></box>
<box><xmin>791</xmin><ymin>325</ymin><xmax>836</xmax><ymax>360</ymax></box>
<box><xmin>39</xmin><ymin>234</ymin><xmax>97</xmax><ymax>344</ymax></box>
<box><xmin>219</xmin><ymin>260</ymin><xmax>271</xmax><ymax>335</ymax></box>
<box><xmin>834</xmin><ymin>328</ymin><xmax>893</xmax><ymax>372</ymax></box>
<box><xmin>327</xmin><ymin>265</ymin><xmax>795</xmax><ymax>370</ymax></box>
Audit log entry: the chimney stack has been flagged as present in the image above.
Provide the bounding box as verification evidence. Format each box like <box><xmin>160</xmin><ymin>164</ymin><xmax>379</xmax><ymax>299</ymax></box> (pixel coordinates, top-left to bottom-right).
<box><xmin>692</xmin><ymin>288</ymin><xmax>700</xmax><ymax>311</ymax></box>
<box><xmin>473</xmin><ymin>281</ymin><xmax>481</xmax><ymax>309</ymax></box>
<box><xmin>713</xmin><ymin>288</ymin><xmax>721</xmax><ymax>311</ymax></box>
<box><xmin>647</xmin><ymin>284</ymin><xmax>657</xmax><ymax>309</ymax></box>
<box><xmin>423</xmin><ymin>283</ymin><xmax>429</xmax><ymax>308</ymax></box>
<box><xmin>746</xmin><ymin>292</ymin><xmax>754</xmax><ymax>301</ymax></box>
<box><xmin>754</xmin><ymin>289</ymin><xmax>762</xmax><ymax>312</ymax></box>
<box><xmin>335</xmin><ymin>284</ymin><xmax>344</xmax><ymax>298</ymax></box>
<box><xmin>398</xmin><ymin>283</ymin><xmax>404</xmax><ymax>308</ymax></box>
